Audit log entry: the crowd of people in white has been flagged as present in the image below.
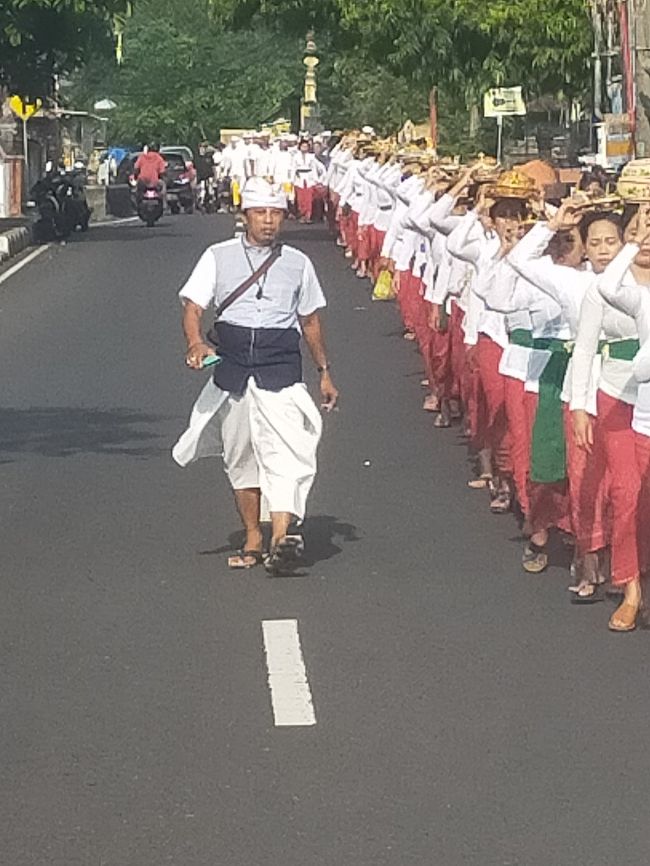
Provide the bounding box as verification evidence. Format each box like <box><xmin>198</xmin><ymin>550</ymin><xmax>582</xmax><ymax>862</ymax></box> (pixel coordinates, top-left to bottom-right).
<box><xmin>323</xmin><ymin>132</ymin><xmax>650</xmax><ymax>634</ymax></box>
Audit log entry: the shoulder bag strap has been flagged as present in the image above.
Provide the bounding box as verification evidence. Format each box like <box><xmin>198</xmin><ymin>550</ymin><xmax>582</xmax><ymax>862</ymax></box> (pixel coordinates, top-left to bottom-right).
<box><xmin>214</xmin><ymin>244</ymin><xmax>283</xmax><ymax>321</ymax></box>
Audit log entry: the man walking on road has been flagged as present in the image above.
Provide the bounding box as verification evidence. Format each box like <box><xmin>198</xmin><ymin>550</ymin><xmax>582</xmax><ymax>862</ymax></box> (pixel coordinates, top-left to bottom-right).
<box><xmin>173</xmin><ymin>178</ymin><xmax>338</xmax><ymax>574</ymax></box>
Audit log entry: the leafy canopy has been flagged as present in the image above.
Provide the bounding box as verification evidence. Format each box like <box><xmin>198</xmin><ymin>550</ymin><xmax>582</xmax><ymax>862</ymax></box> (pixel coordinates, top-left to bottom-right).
<box><xmin>0</xmin><ymin>0</ymin><xmax>131</xmax><ymax>98</ymax></box>
<box><xmin>64</xmin><ymin>0</ymin><xmax>593</xmax><ymax>152</ymax></box>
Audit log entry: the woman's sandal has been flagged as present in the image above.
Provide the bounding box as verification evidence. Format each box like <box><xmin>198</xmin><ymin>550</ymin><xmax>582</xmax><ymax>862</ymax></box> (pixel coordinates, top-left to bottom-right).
<box><xmin>490</xmin><ymin>490</ymin><xmax>512</xmax><ymax>514</ymax></box>
<box><xmin>570</xmin><ymin>581</ymin><xmax>604</xmax><ymax>604</ymax></box>
<box><xmin>568</xmin><ymin>560</ymin><xmax>606</xmax><ymax>593</ymax></box>
<box><xmin>522</xmin><ymin>541</ymin><xmax>548</xmax><ymax>574</ymax></box>
<box><xmin>423</xmin><ymin>394</ymin><xmax>439</xmax><ymax>412</ymax></box>
<box><xmin>433</xmin><ymin>413</ymin><xmax>451</xmax><ymax>428</ymax></box>
<box><xmin>228</xmin><ymin>550</ymin><xmax>265</xmax><ymax>570</ymax></box>
<box><xmin>608</xmin><ymin>601</ymin><xmax>640</xmax><ymax>632</ymax></box>
<box><xmin>467</xmin><ymin>473</ymin><xmax>492</xmax><ymax>490</ymax></box>
<box><xmin>264</xmin><ymin>535</ymin><xmax>305</xmax><ymax>576</ymax></box>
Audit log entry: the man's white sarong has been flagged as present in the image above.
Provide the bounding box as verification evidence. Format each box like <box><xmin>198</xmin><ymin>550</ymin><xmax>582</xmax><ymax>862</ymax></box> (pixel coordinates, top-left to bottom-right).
<box><xmin>173</xmin><ymin>378</ymin><xmax>322</xmax><ymax>520</ymax></box>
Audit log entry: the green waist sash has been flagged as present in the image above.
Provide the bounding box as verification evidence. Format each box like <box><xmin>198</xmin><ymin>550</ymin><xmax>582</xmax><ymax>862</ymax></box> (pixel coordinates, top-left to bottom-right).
<box><xmin>523</xmin><ymin>336</ymin><xmax>639</xmax><ymax>484</ymax></box>
<box><xmin>509</xmin><ymin>328</ymin><xmax>533</xmax><ymax>348</ymax></box>
<box><xmin>602</xmin><ymin>338</ymin><xmax>640</xmax><ymax>361</ymax></box>
<box><xmin>530</xmin><ymin>338</ymin><xmax>573</xmax><ymax>484</ymax></box>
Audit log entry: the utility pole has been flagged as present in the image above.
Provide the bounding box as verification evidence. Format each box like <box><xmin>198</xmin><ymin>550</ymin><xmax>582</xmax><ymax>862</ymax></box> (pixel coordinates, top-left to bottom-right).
<box><xmin>591</xmin><ymin>0</ymin><xmax>604</xmax><ymax>123</ymax></box>
<box><xmin>633</xmin><ymin>0</ymin><xmax>650</xmax><ymax>155</ymax></box>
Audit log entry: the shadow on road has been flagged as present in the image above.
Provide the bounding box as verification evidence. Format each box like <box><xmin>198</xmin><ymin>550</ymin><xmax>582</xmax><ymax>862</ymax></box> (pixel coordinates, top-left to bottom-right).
<box><xmin>83</xmin><ymin>227</ymin><xmax>185</xmax><ymax>243</ymax></box>
<box><xmin>0</xmin><ymin>406</ymin><xmax>167</xmax><ymax>459</ymax></box>
<box><xmin>301</xmin><ymin>515</ymin><xmax>360</xmax><ymax>565</ymax></box>
<box><xmin>199</xmin><ymin>514</ymin><xmax>360</xmax><ymax>568</ymax></box>
<box><xmin>281</xmin><ymin>226</ymin><xmax>332</xmax><ymax>244</ymax></box>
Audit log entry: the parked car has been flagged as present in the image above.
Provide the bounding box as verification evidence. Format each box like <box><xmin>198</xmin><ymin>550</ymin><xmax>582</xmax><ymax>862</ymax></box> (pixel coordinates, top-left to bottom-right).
<box><xmin>161</xmin><ymin>145</ymin><xmax>194</xmax><ymax>164</ymax></box>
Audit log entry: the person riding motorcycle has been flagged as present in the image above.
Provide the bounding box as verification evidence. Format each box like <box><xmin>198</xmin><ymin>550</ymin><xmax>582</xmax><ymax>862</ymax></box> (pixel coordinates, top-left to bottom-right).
<box><xmin>195</xmin><ymin>142</ymin><xmax>214</xmax><ymax>212</ymax></box>
<box><xmin>134</xmin><ymin>143</ymin><xmax>167</xmax><ymax>202</ymax></box>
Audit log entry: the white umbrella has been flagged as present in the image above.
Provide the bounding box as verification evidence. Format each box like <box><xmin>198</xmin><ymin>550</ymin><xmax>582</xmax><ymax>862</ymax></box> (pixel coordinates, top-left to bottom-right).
<box><xmin>93</xmin><ymin>99</ymin><xmax>117</xmax><ymax>111</ymax></box>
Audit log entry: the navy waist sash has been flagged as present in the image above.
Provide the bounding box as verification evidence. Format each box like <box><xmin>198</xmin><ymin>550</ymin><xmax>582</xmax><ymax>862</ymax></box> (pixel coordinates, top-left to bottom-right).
<box><xmin>208</xmin><ymin>321</ymin><xmax>302</xmax><ymax>396</ymax></box>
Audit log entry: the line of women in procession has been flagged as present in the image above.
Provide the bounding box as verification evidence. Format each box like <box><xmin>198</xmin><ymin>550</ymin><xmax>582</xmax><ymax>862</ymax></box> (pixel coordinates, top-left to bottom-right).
<box><xmin>324</xmin><ymin>137</ymin><xmax>650</xmax><ymax>633</ymax></box>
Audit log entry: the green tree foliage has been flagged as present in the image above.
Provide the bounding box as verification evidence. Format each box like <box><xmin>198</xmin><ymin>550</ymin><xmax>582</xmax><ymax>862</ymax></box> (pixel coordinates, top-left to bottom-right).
<box><xmin>0</xmin><ymin>0</ymin><xmax>131</xmax><ymax>98</ymax></box>
<box><xmin>86</xmin><ymin>0</ymin><xmax>304</xmax><ymax>144</ymax></box>
<box><xmin>66</xmin><ymin>0</ymin><xmax>593</xmax><ymax>152</ymax></box>
<box><xmin>454</xmin><ymin>0</ymin><xmax>591</xmax><ymax>95</ymax></box>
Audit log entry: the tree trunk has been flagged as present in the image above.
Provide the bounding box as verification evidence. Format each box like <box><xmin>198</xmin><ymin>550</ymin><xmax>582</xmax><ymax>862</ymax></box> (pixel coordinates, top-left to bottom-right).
<box><xmin>468</xmin><ymin>100</ymin><xmax>480</xmax><ymax>139</ymax></box>
<box><xmin>429</xmin><ymin>86</ymin><xmax>438</xmax><ymax>156</ymax></box>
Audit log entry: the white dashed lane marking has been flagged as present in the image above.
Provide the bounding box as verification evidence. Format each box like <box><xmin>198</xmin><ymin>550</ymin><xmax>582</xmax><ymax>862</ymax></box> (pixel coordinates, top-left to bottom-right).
<box><xmin>262</xmin><ymin>619</ymin><xmax>316</xmax><ymax>727</ymax></box>
<box><xmin>0</xmin><ymin>244</ymin><xmax>49</xmax><ymax>287</ymax></box>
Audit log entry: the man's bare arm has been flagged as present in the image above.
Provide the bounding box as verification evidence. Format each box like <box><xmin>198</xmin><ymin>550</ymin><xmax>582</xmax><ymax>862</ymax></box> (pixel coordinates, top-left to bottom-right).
<box><xmin>300</xmin><ymin>311</ymin><xmax>339</xmax><ymax>411</ymax></box>
<box><xmin>182</xmin><ymin>300</ymin><xmax>216</xmax><ymax>369</ymax></box>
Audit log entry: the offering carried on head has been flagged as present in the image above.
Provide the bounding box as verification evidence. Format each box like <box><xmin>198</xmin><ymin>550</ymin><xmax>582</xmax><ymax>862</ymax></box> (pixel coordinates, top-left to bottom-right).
<box><xmin>567</xmin><ymin>190</ymin><xmax>622</xmax><ymax>214</ymax></box>
<box><xmin>484</xmin><ymin>169</ymin><xmax>538</xmax><ymax>202</ymax></box>
<box><xmin>616</xmin><ymin>158</ymin><xmax>650</xmax><ymax>203</ymax></box>
<box><xmin>471</xmin><ymin>154</ymin><xmax>501</xmax><ymax>184</ymax></box>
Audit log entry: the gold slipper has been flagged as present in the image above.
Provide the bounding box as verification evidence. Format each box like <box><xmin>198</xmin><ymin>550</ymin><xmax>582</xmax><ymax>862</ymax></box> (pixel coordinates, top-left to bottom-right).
<box><xmin>608</xmin><ymin>601</ymin><xmax>639</xmax><ymax>633</ymax></box>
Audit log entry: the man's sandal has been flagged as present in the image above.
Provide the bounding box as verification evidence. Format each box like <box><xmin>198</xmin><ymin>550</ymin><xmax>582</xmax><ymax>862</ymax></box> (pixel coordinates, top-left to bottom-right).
<box><xmin>228</xmin><ymin>550</ymin><xmax>264</xmax><ymax>570</ymax></box>
<box><xmin>522</xmin><ymin>541</ymin><xmax>548</xmax><ymax>574</ymax></box>
<box><xmin>264</xmin><ymin>535</ymin><xmax>305</xmax><ymax>576</ymax></box>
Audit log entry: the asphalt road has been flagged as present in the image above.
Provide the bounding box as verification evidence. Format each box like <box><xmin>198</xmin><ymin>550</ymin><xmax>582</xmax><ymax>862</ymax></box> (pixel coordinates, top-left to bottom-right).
<box><xmin>2</xmin><ymin>213</ymin><xmax>650</xmax><ymax>866</ymax></box>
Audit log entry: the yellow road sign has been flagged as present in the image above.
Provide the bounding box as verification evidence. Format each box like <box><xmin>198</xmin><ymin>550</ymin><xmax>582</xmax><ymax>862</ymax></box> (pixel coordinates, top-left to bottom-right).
<box><xmin>9</xmin><ymin>95</ymin><xmax>42</xmax><ymax>121</ymax></box>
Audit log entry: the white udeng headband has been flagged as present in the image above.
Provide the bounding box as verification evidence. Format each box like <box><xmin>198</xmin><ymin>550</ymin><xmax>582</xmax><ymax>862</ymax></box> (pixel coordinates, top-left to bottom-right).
<box><xmin>241</xmin><ymin>179</ymin><xmax>287</xmax><ymax>210</ymax></box>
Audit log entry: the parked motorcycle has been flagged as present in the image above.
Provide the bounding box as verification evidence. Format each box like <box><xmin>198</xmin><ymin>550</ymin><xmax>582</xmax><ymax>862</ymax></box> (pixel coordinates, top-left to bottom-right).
<box><xmin>29</xmin><ymin>162</ymin><xmax>74</xmax><ymax>242</ymax></box>
<box><xmin>66</xmin><ymin>161</ymin><xmax>91</xmax><ymax>232</ymax></box>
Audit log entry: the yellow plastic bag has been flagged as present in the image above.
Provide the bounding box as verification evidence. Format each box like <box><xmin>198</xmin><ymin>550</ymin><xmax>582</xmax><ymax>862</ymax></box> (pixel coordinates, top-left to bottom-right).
<box><xmin>231</xmin><ymin>179</ymin><xmax>241</xmax><ymax>207</ymax></box>
<box><xmin>372</xmin><ymin>269</ymin><xmax>396</xmax><ymax>301</ymax></box>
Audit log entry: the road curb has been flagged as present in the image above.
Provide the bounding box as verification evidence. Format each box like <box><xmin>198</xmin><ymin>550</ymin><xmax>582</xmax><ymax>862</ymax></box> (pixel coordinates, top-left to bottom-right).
<box><xmin>0</xmin><ymin>226</ymin><xmax>32</xmax><ymax>263</ymax></box>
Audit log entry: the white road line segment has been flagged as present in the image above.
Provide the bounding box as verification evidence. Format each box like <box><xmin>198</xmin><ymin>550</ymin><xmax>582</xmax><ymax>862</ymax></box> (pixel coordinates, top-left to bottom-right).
<box><xmin>89</xmin><ymin>216</ymin><xmax>140</xmax><ymax>228</ymax></box>
<box><xmin>262</xmin><ymin>619</ymin><xmax>316</xmax><ymax>727</ymax></box>
<box><xmin>0</xmin><ymin>244</ymin><xmax>49</xmax><ymax>287</ymax></box>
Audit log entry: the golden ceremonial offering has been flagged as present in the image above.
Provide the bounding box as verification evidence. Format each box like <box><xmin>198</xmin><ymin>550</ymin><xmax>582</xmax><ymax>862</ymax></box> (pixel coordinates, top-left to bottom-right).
<box><xmin>518</xmin><ymin>159</ymin><xmax>558</xmax><ymax>192</ymax></box>
<box><xmin>616</xmin><ymin>158</ymin><xmax>650</xmax><ymax>203</ymax></box>
<box><xmin>472</xmin><ymin>154</ymin><xmax>500</xmax><ymax>183</ymax></box>
<box><xmin>569</xmin><ymin>191</ymin><xmax>622</xmax><ymax>213</ymax></box>
<box><xmin>485</xmin><ymin>169</ymin><xmax>538</xmax><ymax>201</ymax></box>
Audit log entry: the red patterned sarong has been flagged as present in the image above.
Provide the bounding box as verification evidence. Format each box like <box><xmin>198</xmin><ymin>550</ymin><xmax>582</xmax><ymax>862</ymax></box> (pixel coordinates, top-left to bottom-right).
<box><xmin>476</xmin><ymin>335</ymin><xmax>512</xmax><ymax>474</ymax></box>
<box><xmin>597</xmin><ymin>391</ymin><xmax>642</xmax><ymax>584</ymax></box>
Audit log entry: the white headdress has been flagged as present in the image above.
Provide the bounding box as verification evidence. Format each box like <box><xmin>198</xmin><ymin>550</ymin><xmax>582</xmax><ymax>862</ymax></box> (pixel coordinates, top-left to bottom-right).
<box><xmin>241</xmin><ymin>177</ymin><xmax>287</xmax><ymax>210</ymax></box>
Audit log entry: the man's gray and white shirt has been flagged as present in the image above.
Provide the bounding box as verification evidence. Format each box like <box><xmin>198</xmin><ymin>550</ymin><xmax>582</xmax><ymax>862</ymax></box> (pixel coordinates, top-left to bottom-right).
<box><xmin>179</xmin><ymin>236</ymin><xmax>326</xmax><ymax>330</ymax></box>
